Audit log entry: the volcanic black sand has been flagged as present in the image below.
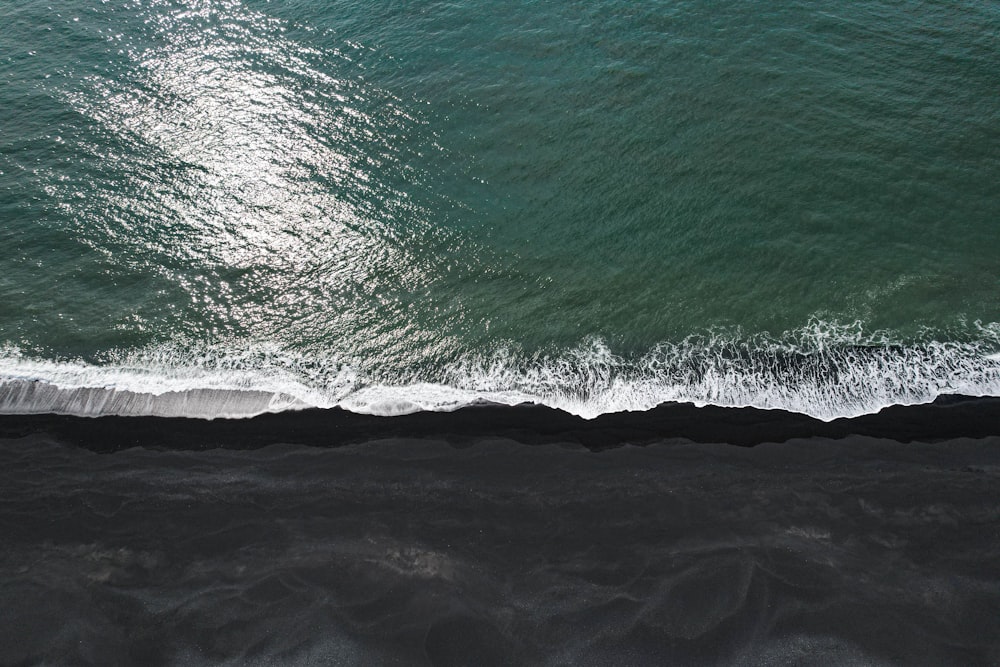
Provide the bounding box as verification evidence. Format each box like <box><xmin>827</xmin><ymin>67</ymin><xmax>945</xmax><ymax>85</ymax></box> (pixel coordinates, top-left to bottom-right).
<box><xmin>2</xmin><ymin>397</ymin><xmax>1000</xmax><ymax>665</ymax></box>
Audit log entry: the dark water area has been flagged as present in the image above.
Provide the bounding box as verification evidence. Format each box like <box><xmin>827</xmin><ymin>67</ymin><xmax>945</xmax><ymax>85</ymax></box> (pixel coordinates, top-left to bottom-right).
<box><xmin>2</xmin><ymin>402</ymin><xmax>1000</xmax><ymax>665</ymax></box>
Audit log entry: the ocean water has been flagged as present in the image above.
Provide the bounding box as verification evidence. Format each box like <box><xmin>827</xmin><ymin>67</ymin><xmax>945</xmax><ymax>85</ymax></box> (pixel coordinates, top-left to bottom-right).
<box><xmin>2</xmin><ymin>0</ymin><xmax>999</xmax><ymax>419</ymax></box>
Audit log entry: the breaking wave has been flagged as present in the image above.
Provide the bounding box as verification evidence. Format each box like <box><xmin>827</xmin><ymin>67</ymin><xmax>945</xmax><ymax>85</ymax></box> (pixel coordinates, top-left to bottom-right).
<box><xmin>2</xmin><ymin>321</ymin><xmax>999</xmax><ymax>421</ymax></box>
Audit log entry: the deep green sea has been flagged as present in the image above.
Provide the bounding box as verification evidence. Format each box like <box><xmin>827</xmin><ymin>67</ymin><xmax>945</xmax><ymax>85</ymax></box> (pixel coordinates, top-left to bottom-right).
<box><xmin>1</xmin><ymin>0</ymin><xmax>998</xmax><ymax>419</ymax></box>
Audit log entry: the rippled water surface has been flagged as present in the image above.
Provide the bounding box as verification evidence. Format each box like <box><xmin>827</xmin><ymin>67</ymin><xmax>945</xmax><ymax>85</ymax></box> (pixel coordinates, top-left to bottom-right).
<box><xmin>2</xmin><ymin>0</ymin><xmax>999</xmax><ymax>417</ymax></box>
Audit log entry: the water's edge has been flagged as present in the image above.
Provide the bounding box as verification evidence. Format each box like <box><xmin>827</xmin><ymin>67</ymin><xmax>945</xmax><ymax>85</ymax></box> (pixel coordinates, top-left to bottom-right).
<box><xmin>2</xmin><ymin>393</ymin><xmax>997</xmax><ymax>452</ymax></box>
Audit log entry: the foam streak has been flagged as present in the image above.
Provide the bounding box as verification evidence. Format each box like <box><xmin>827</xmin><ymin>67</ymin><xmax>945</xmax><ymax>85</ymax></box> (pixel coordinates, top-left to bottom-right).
<box><xmin>2</xmin><ymin>322</ymin><xmax>999</xmax><ymax>420</ymax></box>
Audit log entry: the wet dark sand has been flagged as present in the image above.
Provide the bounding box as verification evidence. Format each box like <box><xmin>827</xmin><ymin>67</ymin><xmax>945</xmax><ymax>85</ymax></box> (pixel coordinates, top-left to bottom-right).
<box><xmin>3</xmin><ymin>393</ymin><xmax>1000</xmax><ymax>451</ymax></box>
<box><xmin>2</xmin><ymin>397</ymin><xmax>1000</xmax><ymax>665</ymax></box>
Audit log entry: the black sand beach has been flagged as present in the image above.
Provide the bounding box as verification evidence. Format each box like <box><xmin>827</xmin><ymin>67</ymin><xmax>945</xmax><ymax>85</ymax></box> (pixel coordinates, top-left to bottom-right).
<box><xmin>2</xmin><ymin>398</ymin><xmax>1000</xmax><ymax>665</ymax></box>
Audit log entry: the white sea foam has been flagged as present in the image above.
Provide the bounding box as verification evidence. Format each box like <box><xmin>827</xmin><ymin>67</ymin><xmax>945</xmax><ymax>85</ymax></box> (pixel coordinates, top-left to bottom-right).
<box><xmin>1</xmin><ymin>321</ymin><xmax>999</xmax><ymax>421</ymax></box>
<box><xmin>0</xmin><ymin>343</ymin><xmax>353</xmax><ymax>419</ymax></box>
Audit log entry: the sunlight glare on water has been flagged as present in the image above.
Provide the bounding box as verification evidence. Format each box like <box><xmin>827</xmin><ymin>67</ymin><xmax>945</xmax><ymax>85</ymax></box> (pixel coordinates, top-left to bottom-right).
<box><xmin>60</xmin><ymin>0</ymin><xmax>468</xmax><ymax>366</ymax></box>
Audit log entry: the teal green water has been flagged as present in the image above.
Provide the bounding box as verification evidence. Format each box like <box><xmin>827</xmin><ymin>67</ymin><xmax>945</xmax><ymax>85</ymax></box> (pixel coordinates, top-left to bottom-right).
<box><xmin>1</xmin><ymin>0</ymin><xmax>999</xmax><ymax>418</ymax></box>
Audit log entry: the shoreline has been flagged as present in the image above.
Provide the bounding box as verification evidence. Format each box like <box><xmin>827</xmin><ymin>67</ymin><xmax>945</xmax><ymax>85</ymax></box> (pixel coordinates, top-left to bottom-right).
<box><xmin>2</xmin><ymin>393</ymin><xmax>999</xmax><ymax>451</ymax></box>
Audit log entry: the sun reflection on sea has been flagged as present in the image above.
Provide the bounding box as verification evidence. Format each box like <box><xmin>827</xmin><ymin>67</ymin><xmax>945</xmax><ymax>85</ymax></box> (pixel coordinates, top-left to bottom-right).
<box><xmin>62</xmin><ymin>0</ymin><xmax>467</xmax><ymax>370</ymax></box>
